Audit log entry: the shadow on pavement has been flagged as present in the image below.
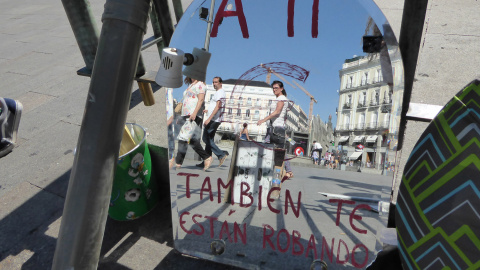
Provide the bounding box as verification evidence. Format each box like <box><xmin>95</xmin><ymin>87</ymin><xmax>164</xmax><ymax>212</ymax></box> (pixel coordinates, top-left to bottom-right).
<box><xmin>0</xmin><ymin>143</ymin><xmax>243</xmax><ymax>269</ymax></box>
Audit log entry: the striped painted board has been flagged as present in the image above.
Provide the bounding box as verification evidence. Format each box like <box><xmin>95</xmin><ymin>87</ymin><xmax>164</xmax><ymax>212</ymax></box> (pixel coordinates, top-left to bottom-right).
<box><xmin>396</xmin><ymin>79</ymin><xmax>480</xmax><ymax>269</ymax></box>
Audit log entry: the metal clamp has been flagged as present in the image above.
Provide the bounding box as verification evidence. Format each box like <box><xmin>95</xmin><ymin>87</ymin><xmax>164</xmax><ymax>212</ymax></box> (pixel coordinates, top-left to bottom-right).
<box><xmin>310</xmin><ymin>259</ymin><xmax>328</xmax><ymax>270</ymax></box>
<box><xmin>210</xmin><ymin>239</ymin><xmax>226</xmax><ymax>255</ymax></box>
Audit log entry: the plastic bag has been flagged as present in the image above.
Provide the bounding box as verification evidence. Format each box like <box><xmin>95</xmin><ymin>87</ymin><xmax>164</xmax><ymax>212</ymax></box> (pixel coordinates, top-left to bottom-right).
<box><xmin>177</xmin><ymin>119</ymin><xmax>197</xmax><ymax>142</ymax></box>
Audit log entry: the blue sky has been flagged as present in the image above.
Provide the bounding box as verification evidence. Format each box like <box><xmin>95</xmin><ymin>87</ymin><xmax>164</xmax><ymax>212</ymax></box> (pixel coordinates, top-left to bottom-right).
<box><xmin>169</xmin><ymin>0</ymin><xmax>392</xmax><ymax>126</ymax></box>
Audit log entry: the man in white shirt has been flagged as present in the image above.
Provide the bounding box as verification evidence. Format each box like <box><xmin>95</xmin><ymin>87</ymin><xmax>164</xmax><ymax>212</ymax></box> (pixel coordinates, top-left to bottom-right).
<box><xmin>198</xmin><ymin>77</ymin><xmax>229</xmax><ymax>167</ymax></box>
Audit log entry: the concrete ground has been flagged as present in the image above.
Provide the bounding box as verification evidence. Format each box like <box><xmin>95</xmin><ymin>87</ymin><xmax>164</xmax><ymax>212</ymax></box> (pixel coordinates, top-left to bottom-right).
<box><xmin>0</xmin><ymin>0</ymin><xmax>479</xmax><ymax>269</ymax></box>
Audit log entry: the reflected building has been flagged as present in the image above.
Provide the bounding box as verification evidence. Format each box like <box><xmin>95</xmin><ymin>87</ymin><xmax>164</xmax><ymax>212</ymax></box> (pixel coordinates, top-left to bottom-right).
<box><xmin>286</xmin><ymin>104</ymin><xmax>308</xmax><ymax>132</ymax></box>
<box><xmin>310</xmin><ymin>114</ymin><xmax>334</xmax><ymax>153</ymax></box>
<box><xmin>335</xmin><ymin>48</ymin><xmax>404</xmax><ymax>171</ymax></box>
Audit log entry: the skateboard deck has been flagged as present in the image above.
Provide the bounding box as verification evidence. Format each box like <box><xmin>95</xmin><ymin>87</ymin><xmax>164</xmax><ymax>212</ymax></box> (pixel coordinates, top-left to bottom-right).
<box><xmin>396</xmin><ymin>79</ymin><xmax>480</xmax><ymax>269</ymax></box>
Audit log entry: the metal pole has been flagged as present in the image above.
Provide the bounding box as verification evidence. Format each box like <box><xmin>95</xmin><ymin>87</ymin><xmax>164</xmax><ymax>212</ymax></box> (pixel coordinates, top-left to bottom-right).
<box><xmin>171</xmin><ymin>0</ymin><xmax>184</xmax><ymax>24</ymax></box>
<box><xmin>397</xmin><ymin>0</ymin><xmax>429</xmax><ymax>150</ymax></box>
<box><xmin>61</xmin><ymin>0</ymin><xmax>148</xmax><ymax>76</ymax></box>
<box><xmin>151</xmin><ymin>0</ymin><xmax>175</xmax><ymax>47</ymax></box>
<box><xmin>149</xmin><ymin>4</ymin><xmax>166</xmax><ymax>57</ymax></box>
<box><xmin>52</xmin><ymin>0</ymin><xmax>151</xmax><ymax>268</ymax></box>
<box><xmin>204</xmin><ymin>0</ymin><xmax>216</xmax><ymax>51</ymax></box>
<box><xmin>61</xmin><ymin>0</ymin><xmax>99</xmax><ymax>71</ymax></box>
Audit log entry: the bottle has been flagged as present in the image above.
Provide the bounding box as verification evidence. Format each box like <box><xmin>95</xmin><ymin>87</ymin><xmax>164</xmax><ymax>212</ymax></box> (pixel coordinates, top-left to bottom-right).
<box><xmin>271</xmin><ymin>167</ymin><xmax>282</xmax><ymax>199</ymax></box>
<box><xmin>272</xmin><ymin>168</ymin><xmax>281</xmax><ymax>186</ymax></box>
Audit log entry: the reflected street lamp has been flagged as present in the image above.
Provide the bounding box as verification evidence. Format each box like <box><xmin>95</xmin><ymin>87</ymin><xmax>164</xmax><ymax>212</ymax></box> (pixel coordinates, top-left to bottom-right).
<box><xmin>155</xmin><ymin>0</ymin><xmax>216</xmax><ymax>88</ymax></box>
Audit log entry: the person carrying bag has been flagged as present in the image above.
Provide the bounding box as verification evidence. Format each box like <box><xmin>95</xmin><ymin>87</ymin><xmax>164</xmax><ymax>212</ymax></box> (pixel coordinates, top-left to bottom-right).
<box><xmin>170</xmin><ymin>77</ymin><xmax>213</xmax><ymax>171</ymax></box>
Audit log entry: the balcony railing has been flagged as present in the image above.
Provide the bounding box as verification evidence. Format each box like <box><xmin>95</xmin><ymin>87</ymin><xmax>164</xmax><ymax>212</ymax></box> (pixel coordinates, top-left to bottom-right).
<box><xmin>367</xmin><ymin>122</ymin><xmax>377</xmax><ymax>129</ymax></box>
<box><xmin>372</xmin><ymin>77</ymin><xmax>383</xmax><ymax>84</ymax></box>
<box><xmin>356</xmin><ymin>123</ymin><xmax>365</xmax><ymax>130</ymax></box>
<box><xmin>382</xmin><ymin>98</ymin><xmax>392</xmax><ymax>104</ymax></box>
<box><xmin>370</xmin><ymin>100</ymin><xmax>380</xmax><ymax>106</ymax></box>
<box><xmin>357</xmin><ymin>101</ymin><xmax>367</xmax><ymax>108</ymax></box>
<box><xmin>379</xmin><ymin>121</ymin><xmax>389</xmax><ymax>129</ymax></box>
<box><xmin>381</xmin><ymin>104</ymin><xmax>391</xmax><ymax>113</ymax></box>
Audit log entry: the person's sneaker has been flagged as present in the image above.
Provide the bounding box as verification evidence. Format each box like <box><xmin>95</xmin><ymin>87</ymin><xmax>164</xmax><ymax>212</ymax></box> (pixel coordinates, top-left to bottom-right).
<box><xmin>0</xmin><ymin>141</ymin><xmax>14</xmax><ymax>158</ymax></box>
<box><xmin>218</xmin><ymin>152</ymin><xmax>229</xmax><ymax>167</ymax></box>
<box><xmin>0</xmin><ymin>99</ymin><xmax>22</xmax><ymax>158</ymax></box>
<box><xmin>196</xmin><ymin>162</ymin><xmax>204</xmax><ymax>167</ymax></box>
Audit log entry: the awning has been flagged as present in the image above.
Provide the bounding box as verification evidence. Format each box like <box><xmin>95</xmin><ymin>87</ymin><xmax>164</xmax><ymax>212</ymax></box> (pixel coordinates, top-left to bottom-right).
<box><xmin>353</xmin><ymin>136</ymin><xmax>365</xmax><ymax>143</ymax></box>
<box><xmin>339</xmin><ymin>136</ymin><xmax>349</xmax><ymax>143</ymax></box>
<box><xmin>366</xmin><ymin>135</ymin><xmax>378</xmax><ymax>143</ymax></box>
<box><xmin>349</xmin><ymin>152</ymin><xmax>363</xmax><ymax>160</ymax></box>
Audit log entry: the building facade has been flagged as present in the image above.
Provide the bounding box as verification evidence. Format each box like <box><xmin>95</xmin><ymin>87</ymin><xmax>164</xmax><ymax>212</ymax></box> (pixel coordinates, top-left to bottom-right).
<box><xmin>287</xmin><ymin>104</ymin><xmax>308</xmax><ymax>132</ymax></box>
<box><xmin>310</xmin><ymin>114</ymin><xmax>334</xmax><ymax>153</ymax></box>
<box><xmin>335</xmin><ymin>48</ymin><xmax>404</xmax><ymax>170</ymax></box>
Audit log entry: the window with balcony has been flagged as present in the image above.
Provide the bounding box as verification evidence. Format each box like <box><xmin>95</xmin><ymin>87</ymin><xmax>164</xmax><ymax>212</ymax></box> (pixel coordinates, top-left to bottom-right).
<box><xmin>370</xmin><ymin>90</ymin><xmax>380</xmax><ymax>106</ymax></box>
<box><xmin>383</xmin><ymin>90</ymin><xmax>392</xmax><ymax>104</ymax></box>
<box><xmin>345</xmin><ymin>75</ymin><xmax>354</xmax><ymax>89</ymax></box>
<box><xmin>246</xmin><ymin>109</ymin><xmax>250</xmax><ymax>118</ymax></box>
<box><xmin>238</xmin><ymin>97</ymin><xmax>243</xmax><ymax>105</ymax></box>
<box><xmin>382</xmin><ymin>113</ymin><xmax>390</xmax><ymax>128</ymax></box>
<box><xmin>247</xmin><ymin>97</ymin><xmax>252</xmax><ymax>106</ymax></box>
<box><xmin>344</xmin><ymin>94</ymin><xmax>352</xmax><ymax>109</ymax></box>
<box><xmin>344</xmin><ymin>114</ymin><xmax>350</xmax><ymax>130</ymax></box>
<box><xmin>370</xmin><ymin>112</ymin><xmax>378</xmax><ymax>128</ymax></box>
<box><xmin>254</xmin><ymin>110</ymin><xmax>260</xmax><ymax>120</ymax></box>
<box><xmin>361</xmin><ymin>72</ymin><xmax>368</xmax><ymax>86</ymax></box>
<box><xmin>374</xmin><ymin>69</ymin><xmax>383</xmax><ymax>83</ymax></box>
<box><xmin>358</xmin><ymin>92</ymin><xmax>366</xmax><ymax>107</ymax></box>
<box><xmin>236</xmin><ymin>109</ymin><xmax>242</xmax><ymax>118</ymax></box>
<box><xmin>357</xmin><ymin>113</ymin><xmax>365</xmax><ymax>129</ymax></box>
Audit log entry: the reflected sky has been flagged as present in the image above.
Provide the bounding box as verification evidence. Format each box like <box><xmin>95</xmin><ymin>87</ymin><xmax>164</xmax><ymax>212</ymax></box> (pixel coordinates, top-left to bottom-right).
<box><xmin>170</xmin><ymin>0</ymin><xmax>391</xmax><ymax>126</ymax></box>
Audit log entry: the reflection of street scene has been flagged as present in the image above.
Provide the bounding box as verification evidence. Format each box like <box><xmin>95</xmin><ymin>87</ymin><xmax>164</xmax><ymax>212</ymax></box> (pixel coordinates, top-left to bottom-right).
<box><xmin>165</xmin><ymin>4</ymin><xmax>404</xmax><ymax>268</ymax></box>
<box><xmin>171</xmin><ymin>77</ymin><xmax>213</xmax><ymax>171</ymax></box>
<box><xmin>204</xmin><ymin>79</ymin><xmax>335</xmax><ymax>161</ymax></box>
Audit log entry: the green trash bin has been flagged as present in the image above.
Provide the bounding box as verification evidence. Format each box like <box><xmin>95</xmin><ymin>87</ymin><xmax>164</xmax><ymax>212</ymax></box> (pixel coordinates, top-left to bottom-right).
<box><xmin>109</xmin><ymin>123</ymin><xmax>158</xmax><ymax>220</ymax></box>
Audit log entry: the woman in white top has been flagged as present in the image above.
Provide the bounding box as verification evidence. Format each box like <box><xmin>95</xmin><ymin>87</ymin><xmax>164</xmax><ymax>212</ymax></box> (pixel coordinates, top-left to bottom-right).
<box><xmin>171</xmin><ymin>77</ymin><xmax>213</xmax><ymax>170</ymax></box>
<box><xmin>257</xmin><ymin>81</ymin><xmax>293</xmax><ymax>180</ymax></box>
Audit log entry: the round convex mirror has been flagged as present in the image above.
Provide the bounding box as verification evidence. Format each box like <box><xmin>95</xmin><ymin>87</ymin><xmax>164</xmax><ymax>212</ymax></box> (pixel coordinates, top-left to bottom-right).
<box><xmin>164</xmin><ymin>0</ymin><xmax>404</xmax><ymax>268</ymax></box>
